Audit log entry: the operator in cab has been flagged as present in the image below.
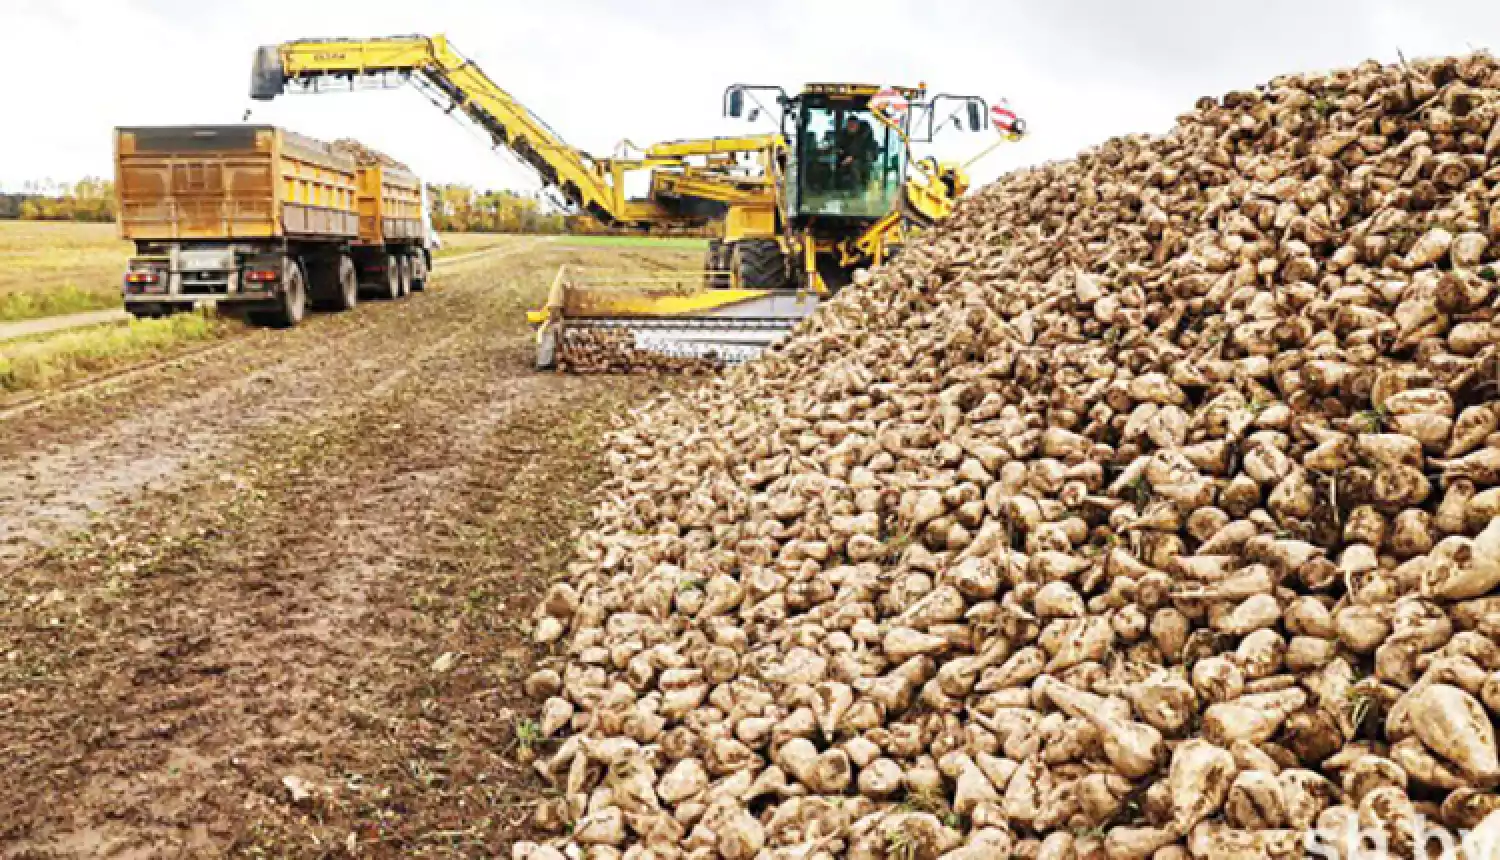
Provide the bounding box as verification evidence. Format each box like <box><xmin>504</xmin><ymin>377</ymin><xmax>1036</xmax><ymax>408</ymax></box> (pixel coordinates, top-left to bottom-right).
<box><xmin>835</xmin><ymin>114</ymin><xmax>878</xmax><ymax>190</ymax></box>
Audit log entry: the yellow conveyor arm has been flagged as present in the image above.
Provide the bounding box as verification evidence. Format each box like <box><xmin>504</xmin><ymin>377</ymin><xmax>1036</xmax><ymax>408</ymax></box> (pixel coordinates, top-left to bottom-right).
<box><xmin>252</xmin><ymin>34</ymin><xmax>666</xmax><ymax>225</ymax></box>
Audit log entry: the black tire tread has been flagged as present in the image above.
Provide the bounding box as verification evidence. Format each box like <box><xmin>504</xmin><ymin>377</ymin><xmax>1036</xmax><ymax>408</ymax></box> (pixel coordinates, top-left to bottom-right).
<box><xmin>734</xmin><ymin>240</ymin><xmax>789</xmax><ymax>290</ymax></box>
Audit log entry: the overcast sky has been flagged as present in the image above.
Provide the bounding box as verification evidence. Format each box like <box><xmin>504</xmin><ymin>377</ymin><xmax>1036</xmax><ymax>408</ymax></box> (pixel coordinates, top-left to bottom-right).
<box><xmin>5</xmin><ymin>1</ymin><xmax>1498</xmax><ymax>200</ymax></box>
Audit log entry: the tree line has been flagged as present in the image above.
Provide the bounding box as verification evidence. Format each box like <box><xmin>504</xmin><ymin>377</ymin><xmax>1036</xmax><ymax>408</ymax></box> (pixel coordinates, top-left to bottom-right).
<box><xmin>426</xmin><ymin>184</ymin><xmax>568</xmax><ymax>234</ymax></box>
<box><xmin>2</xmin><ymin>178</ymin><xmax>709</xmax><ymax>237</ymax></box>
<box><xmin>423</xmin><ymin>185</ymin><xmax>711</xmax><ymax>236</ymax></box>
<box><xmin>2</xmin><ymin>178</ymin><xmax>116</xmax><ymax>222</ymax></box>
<box><xmin>0</xmin><ymin>179</ymin><xmax>568</xmax><ymax>234</ymax></box>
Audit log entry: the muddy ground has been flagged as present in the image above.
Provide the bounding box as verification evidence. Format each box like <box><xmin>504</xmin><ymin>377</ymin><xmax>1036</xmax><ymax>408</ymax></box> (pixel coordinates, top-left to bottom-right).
<box><xmin>0</xmin><ymin>240</ymin><xmax>691</xmax><ymax>858</ymax></box>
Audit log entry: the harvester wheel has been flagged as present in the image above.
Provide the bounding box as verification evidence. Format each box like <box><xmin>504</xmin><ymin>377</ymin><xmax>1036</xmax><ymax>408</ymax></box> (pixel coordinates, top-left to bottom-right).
<box><xmin>732</xmin><ymin>240</ymin><xmax>789</xmax><ymax>290</ymax></box>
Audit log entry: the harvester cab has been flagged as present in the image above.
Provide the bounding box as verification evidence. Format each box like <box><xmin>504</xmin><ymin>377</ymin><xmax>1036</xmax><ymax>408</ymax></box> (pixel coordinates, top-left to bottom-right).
<box><xmin>730</xmin><ymin>83</ymin><xmax>918</xmax><ymax>220</ymax></box>
<box><xmin>723</xmin><ymin>82</ymin><xmax>992</xmax><ymax>293</ymax></box>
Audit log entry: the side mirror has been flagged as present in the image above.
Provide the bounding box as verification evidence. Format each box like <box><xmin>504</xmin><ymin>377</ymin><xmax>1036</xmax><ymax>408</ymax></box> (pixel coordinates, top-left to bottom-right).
<box><xmin>728</xmin><ymin>89</ymin><xmax>745</xmax><ymax>118</ymax></box>
<box><xmin>967</xmin><ymin>100</ymin><xmax>983</xmax><ymax>132</ymax></box>
<box><xmin>748</xmin><ymin>108</ymin><xmax>760</xmax><ymax>122</ymax></box>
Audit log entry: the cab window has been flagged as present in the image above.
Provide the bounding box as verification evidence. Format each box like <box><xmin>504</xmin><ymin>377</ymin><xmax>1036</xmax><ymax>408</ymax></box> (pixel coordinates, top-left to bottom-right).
<box><xmin>796</xmin><ymin>103</ymin><xmax>905</xmax><ymax>217</ymax></box>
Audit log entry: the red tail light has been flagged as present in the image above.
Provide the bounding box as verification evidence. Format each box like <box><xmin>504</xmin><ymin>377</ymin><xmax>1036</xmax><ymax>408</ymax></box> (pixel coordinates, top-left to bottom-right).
<box><xmin>125</xmin><ymin>271</ymin><xmax>159</xmax><ymax>285</ymax></box>
<box><xmin>244</xmin><ymin>269</ymin><xmax>279</xmax><ymax>283</ymax></box>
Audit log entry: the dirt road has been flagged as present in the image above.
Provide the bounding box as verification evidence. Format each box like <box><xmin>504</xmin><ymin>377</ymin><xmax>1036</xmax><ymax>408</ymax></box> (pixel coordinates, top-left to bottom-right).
<box><xmin>0</xmin><ymin>239</ymin><xmax>685</xmax><ymax>858</ymax></box>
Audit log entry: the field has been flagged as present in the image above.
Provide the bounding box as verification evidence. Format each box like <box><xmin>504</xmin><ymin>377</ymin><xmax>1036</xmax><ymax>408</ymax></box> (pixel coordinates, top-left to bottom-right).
<box><xmin>0</xmin><ymin>237</ymin><xmax>698</xmax><ymax>856</ymax></box>
<box><xmin>0</xmin><ymin>222</ymin><xmax>559</xmax><ymax>322</ymax></box>
<box><xmin>432</xmin><ymin>230</ymin><xmax>521</xmax><ymax>258</ymax></box>
<box><xmin>0</xmin><ymin>221</ymin><xmax>130</xmax><ymax>321</ymax></box>
<box><xmin>556</xmin><ymin>233</ymin><xmax>709</xmax><ymax>250</ymax></box>
<box><xmin>0</xmin><ymin>311</ymin><xmax>223</xmax><ymax>393</ymax></box>
<box><xmin>0</xmin><ymin>228</ymin><xmax>581</xmax><ymax>395</ymax></box>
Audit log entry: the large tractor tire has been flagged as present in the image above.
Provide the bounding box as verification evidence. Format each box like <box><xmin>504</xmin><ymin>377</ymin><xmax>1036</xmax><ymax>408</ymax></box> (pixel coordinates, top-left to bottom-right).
<box><xmin>732</xmin><ymin>240</ymin><xmax>789</xmax><ymax>290</ymax></box>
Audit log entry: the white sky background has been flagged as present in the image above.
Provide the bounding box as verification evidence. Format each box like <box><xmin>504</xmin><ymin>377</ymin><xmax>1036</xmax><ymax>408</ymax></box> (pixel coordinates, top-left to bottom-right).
<box><xmin>2</xmin><ymin>0</ymin><xmax>1497</xmax><ymax>201</ymax></box>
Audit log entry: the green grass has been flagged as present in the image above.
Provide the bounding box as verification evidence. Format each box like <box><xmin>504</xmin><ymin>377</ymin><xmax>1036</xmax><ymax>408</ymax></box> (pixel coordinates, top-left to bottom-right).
<box><xmin>0</xmin><ymin>221</ymin><xmax>130</xmax><ymax>322</ymax></box>
<box><xmin>553</xmin><ymin>235</ymin><xmax>709</xmax><ymax>250</ymax></box>
<box><xmin>0</xmin><ymin>311</ymin><xmax>225</xmax><ymax>393</ymax></box>
<box><xmin>0</xmin><ymin>283</ymin><xmax>119</xmax><ymax>322</ymax></box>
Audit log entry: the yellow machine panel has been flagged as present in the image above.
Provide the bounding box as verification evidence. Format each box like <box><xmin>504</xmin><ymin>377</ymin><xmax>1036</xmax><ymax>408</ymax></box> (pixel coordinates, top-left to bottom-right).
<box><xmin>115</xmin><ymin>125</ymin><xmax>359</xmax><ymax>242</ymax></box>
<box><xmin>723</xmin><ymin>204</ymin><xmax>778</xmax><ymax>243</ymax></box>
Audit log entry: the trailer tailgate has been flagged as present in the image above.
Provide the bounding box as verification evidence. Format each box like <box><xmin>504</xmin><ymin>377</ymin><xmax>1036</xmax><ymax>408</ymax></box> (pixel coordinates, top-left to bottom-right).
<box><xmin>116</xmin><ymin>126</ymin><xmax>280</xmax><ymax>241</ymax></box>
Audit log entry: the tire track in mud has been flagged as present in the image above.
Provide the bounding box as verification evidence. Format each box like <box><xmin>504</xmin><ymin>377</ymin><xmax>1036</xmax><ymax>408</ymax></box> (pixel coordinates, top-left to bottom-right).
<box><xmin>0</xmin><ymin>300</ymin><xmax>452</xmax><ymax>562</ymax></box>
<box><xmin>1</xmin><ymin>334</ymin><xmax>544</xmax><ymax>856</ymax></box>
<box><xmin>0</xmin><ymin>336</ymin><xmax>251</xmax><ymax>424</ymax></box>
<box><xmin>0</xmin><ymin>243</ymin><xmax>541</xmax><ymax>563</ymax></box>
<box><xmin>0</xmin><ymin>241</ymin><xmax>681</xmax><ymax>858</ymax></box>
<box><xmin>0</xmin><ymin>241</ymin><xmax>538</xmax><ymax>445</ymax></box>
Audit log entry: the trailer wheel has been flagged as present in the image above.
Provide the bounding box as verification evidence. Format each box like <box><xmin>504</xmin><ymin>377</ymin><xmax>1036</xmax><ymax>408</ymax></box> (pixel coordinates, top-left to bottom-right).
<box><xmin>330</xmin><ymin>255</ymin><xmax>359</xmax><ymax>311</ymax></box>
<box><xmin>732</xmin><ymin>240</ymin><xmax>790</xmax><ymax>290</ymax></box>
<box><xmin>266</xmin><ymin>262</ymin><xmax>307</xmax><ymax>327</ymax></box>
<box><xmin>410</xmin><ymin>251</ymin><xmax>429</xmax><ymax>292</ymax></box>
<box><xmin>398</xmin><ymin>256</ymin><xmax>413</xmax><ymax>298</ymax></box>
<box><xmin>381</xmin><ymin>255</ymin><xmax>401</xmax><ymax>300</ymax></box>
<box><xmin>309</xmin><ymin>255</ymin><xmax>358</xmax><ymax>312</ymax></box>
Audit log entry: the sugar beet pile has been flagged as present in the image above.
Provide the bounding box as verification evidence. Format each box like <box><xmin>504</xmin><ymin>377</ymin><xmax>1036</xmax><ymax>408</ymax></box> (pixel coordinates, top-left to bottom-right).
<box><xmin>519</xmin><ymin>54</ymin><xmax>1500</xmax><ymax>860</ymax></box>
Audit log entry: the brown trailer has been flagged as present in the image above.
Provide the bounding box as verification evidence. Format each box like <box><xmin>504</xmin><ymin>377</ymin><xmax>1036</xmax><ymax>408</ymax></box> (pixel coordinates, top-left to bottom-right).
<box><xmin>350</xmin><ymin>160</ymin><xmax>430</xmax><ymax>297</ymax></box>
<box><xmin>115</xmin><ymin>125</ymin><xmax>430</xmax><ymax>327</ymax></box>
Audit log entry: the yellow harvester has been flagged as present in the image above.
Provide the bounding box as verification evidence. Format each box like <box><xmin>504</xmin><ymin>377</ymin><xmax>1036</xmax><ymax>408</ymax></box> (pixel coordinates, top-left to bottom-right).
<box><xmin>249</xmin><ymin>34</ymin><xmax>1023</xmax><ymax>364</ymax></box>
